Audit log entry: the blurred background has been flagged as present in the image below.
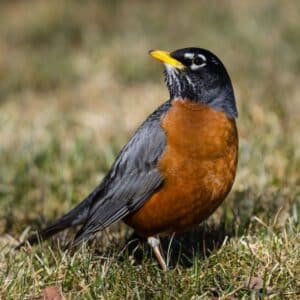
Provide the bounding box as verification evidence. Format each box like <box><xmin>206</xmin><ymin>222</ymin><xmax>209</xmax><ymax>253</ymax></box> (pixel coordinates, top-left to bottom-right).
<box><xmin>0</xmin><ymin>0</ymin><xmax>299</xmax><ymax>245</ymax></box>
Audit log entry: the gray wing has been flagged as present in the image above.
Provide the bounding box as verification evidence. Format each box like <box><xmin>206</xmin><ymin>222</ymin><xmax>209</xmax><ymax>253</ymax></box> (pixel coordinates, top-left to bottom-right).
<box><xmin>73</xmin><ymin>101</ymin><xmax>170</xmax><ymax>244</ymax></box>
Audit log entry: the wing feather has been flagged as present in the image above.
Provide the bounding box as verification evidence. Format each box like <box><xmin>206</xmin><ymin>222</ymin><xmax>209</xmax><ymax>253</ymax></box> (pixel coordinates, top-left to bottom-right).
<box><xmin>73</xmin><ymin>101</ymin><xmax>170</xmax><ymax>244</ymax></box>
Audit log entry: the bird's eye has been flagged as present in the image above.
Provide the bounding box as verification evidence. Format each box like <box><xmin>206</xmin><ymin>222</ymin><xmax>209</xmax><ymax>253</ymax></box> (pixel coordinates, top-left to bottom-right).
<box><xmin>189</xmin><ymin>54</ymin><xmax>207</xmax><ymax>70</ymax></box>
<box><xmin>193</xmin><ymin>56</ymin><xmax>205</xmax><ymax>66</ymax></box>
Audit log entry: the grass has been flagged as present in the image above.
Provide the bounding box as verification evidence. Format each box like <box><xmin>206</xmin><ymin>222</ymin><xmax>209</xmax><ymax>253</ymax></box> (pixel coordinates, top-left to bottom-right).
<box><xmin>0</xmin><ymin>0</ymin><xmax>300</xmax><ymax>298</ymax></box>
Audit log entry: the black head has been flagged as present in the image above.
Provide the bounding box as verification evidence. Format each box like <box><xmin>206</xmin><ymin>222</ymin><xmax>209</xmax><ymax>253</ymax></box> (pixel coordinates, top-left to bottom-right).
<box><xmin>150</xmin><ymin>47</ymin><xmax>238</xmax><ymax>118</ymax></box>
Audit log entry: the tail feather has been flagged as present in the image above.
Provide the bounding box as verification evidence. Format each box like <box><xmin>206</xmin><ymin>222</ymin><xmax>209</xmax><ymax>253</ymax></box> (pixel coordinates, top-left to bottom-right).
<box><xmin>16</xmin><ymin>188</ymin><xmax>100</xmax><ymax>249</ymax></box>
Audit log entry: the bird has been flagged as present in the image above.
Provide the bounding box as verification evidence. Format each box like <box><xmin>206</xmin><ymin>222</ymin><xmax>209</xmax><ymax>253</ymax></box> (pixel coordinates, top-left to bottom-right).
<box><xmin>18</xmin><ymin>47</ymin><xmax>238</xmax><ymax>270</ymax></box>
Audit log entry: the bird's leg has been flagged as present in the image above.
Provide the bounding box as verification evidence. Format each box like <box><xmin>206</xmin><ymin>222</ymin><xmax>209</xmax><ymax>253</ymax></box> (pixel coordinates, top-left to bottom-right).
<box><xmin>147</xmin><ymin>236</ymin><xmax>167</xmax><ymax>271</ymax></box>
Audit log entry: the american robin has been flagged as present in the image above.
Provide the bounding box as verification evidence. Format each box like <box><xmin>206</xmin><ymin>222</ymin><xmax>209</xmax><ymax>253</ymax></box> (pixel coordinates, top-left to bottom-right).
<box><xmin>18</xmin><ymin>48</ymin><xmax>238</xmax><ymax>270</ymax></box>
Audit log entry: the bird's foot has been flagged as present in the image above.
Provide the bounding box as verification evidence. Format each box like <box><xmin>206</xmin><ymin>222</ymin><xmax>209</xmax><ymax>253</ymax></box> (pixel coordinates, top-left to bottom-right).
<box><xmin>147</xmin><ymin>236</ymin><xmax>167</xmax><ymax>271</ymax></box>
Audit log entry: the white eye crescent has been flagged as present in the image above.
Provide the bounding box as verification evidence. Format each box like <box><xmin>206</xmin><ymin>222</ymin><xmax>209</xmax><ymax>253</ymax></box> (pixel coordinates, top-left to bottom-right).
<box><xmin>191</xmin><ymin>54</ymin><xmax>206</xmax><ymax>70</ymax></box>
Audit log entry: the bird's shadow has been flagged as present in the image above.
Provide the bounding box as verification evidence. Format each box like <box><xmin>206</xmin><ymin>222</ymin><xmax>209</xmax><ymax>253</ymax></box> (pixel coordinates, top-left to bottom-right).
<box><xmin>118</xmin><ymin>189</ymin><xmax>255</xmax><ymax>269</ymax></box>
<box><xmin>120</xmin><ymin>221</ymin><xmax>232</xmax><ymax>269</ymax></box>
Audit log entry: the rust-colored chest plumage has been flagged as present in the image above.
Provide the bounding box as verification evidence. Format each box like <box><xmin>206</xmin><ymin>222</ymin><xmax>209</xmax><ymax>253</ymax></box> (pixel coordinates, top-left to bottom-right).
<box><xmin>125</xmin><ymin>99</ymin><xmax>238</xmax><ymax>237</ymax></box>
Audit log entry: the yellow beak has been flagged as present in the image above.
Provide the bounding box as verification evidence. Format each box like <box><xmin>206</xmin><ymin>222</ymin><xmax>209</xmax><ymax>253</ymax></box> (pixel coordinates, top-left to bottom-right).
<box><xmin>149</xmin><ymin>50</ymin><xmax>185</xmax><ymax>69</ymax></box>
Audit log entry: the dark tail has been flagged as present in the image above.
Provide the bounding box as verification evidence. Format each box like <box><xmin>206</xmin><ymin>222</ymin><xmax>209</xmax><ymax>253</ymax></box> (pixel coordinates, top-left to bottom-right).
<box><xmin>16</xmin><ymin>187</ymin><xmax>102</xmax><ymax>249</ymax></box>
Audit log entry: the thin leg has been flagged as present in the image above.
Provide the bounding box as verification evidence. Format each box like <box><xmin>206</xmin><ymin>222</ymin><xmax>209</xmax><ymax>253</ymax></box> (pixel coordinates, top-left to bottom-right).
<box><xmin>147</xmin><ymin>236</ymin><xmax>167</xmax><ymax>271</ymax></box>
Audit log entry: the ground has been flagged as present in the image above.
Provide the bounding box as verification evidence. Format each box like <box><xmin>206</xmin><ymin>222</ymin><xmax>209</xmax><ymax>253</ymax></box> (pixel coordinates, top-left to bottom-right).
<box><xmin>0</xmin><ymin>1</ymin><xmax>299</xmax><ymax>299</ymax></box>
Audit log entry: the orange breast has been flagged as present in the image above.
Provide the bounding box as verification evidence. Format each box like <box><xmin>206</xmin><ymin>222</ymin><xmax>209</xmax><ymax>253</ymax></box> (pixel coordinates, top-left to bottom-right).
<box><xmin>125</xmin><ymin>99</ymin><xmax>238</xmax><ymax>237</ymax></box>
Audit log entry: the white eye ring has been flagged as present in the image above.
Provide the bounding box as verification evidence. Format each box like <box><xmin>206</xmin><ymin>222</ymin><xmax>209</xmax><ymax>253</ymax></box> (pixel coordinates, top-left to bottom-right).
<box><xmin>190</xmin><ymin>54</ymin><xmax>206</xmax><ymax>70</ymax></box>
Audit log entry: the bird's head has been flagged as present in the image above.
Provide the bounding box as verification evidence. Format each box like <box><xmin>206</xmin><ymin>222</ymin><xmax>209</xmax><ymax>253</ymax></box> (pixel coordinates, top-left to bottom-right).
<box><xmin>149</xmin><ymin>47</ymin><xmax>238</xmax><ymax>118</ymax></box>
